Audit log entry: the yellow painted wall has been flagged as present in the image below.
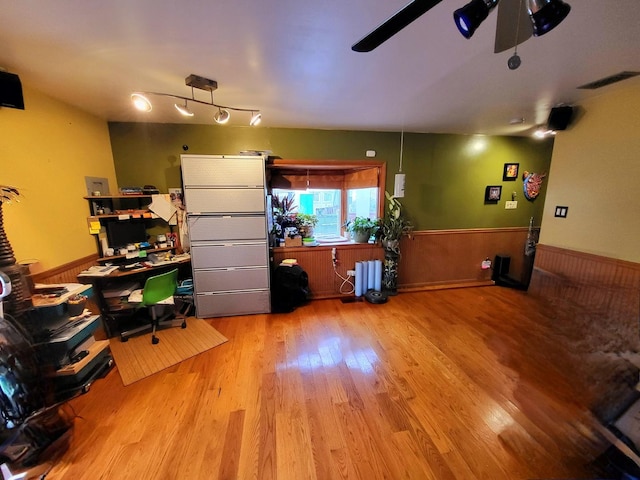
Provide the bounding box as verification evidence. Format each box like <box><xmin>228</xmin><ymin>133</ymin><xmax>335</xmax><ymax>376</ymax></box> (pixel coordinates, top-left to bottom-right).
<box><xmin>539</xmin><ymin>77</ymin><xmax>640</xmax><ymax>262</ymax></box>
<box><xmin>1</xmin><ymin>84</ymin><xmax>116</xmax><ymax>270</ymax></box>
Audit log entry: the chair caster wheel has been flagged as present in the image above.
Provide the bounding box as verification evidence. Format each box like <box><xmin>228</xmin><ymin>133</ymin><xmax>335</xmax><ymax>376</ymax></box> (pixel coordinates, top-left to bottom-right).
<box><xmin>181</xmin><ymin>321</ymin><xmax>187</xmax><ymax>329</ymax></box>
<box><xmin>152</xmin><ymin>336</ymin><xmax>159</xmax><ymax>344</ymax></box>
<box><xmin>120</xmin><ymin>336</ymin><xmax>129</xmax><ymax>342</ymax></box>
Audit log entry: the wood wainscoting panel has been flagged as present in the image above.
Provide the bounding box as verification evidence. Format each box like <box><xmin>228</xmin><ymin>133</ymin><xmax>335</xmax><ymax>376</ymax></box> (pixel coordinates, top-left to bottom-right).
<box><xmin>529</xmin><ymin>243</ymin><xmax>640</xmax><ymax>422</ymax></box>
<box><xmin>272</xmin><ymin>244</ymin><xmax>384</xmax><ymax>299</ymax></box>
<box><xmin>273</xmin><ymin>227</ymin><xmax>532</xmax><ymax>298</ymax></box>
<box><xmin>398</xmin><ymin>228</ymin><xmax>531</xmax><ymax>289</ymax></box>
<box><xmin>31</xmin><ymin>254</ymin><xmax>99</xmax><ymax>284</ymax></box>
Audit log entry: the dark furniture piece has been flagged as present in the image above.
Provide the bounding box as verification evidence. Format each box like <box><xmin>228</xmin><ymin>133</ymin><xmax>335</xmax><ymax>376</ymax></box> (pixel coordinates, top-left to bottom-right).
<box><xmin>78</xmin><ymin>258</ymin><xmax>192</xmax><ymax>339</ymax></box>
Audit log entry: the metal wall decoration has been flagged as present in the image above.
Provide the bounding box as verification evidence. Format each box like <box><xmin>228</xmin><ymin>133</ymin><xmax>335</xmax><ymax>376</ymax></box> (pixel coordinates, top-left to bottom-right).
<box><xmin>522</xmin><ymin>171</ymin><xmax>547</xmax><ymax>200</ymax></box>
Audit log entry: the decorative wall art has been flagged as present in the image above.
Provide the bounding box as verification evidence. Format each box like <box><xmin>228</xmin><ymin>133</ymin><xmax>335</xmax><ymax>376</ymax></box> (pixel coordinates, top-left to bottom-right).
<box><xmin>485</xmin><ymin>185</ymin><xmax>502</xmax><ymax>202</ymax></box>
<box><xmin>522</xmin><ymin>171</ymin><xmax>547</xmax><ymax>200</ymax></box>
<box><xmin>503</xmin><ymin>163</ymin><xmax>519</xmax><ymax>181</ymax></box>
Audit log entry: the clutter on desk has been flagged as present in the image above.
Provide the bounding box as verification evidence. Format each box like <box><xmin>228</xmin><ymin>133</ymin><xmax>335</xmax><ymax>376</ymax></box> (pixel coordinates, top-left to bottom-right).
<box><xmin>78</xmin><ymin>265</ymin><xmax>119</xmax><ymax>277</ymax></box>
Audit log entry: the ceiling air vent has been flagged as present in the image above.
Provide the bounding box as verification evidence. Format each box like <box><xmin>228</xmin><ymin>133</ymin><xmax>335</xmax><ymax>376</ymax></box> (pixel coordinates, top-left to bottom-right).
<box><xmin>578</xmin><ymin>71</ymin><xmax>640</xmax><ymax>90</ymax></box>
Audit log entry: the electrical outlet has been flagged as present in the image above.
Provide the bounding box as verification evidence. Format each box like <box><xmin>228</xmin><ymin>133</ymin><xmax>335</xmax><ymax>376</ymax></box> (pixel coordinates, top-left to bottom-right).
<box><xmin>347</xmin><ymin>270</ymin><xmax>355</xmax><ymax>276</ymax></box>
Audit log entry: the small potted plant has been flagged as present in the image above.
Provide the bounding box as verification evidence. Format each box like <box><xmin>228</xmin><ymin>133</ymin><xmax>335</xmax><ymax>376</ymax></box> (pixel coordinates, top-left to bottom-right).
<box><xmin>295</xmin><ymin>213</ymin><xmax>318</xmax><ymax>238</ymax></box>
<box><xmin>67</xmin><ymin>294</ymin><xmax>88</xmax><ymax>317</ymax></box>
<box><xmin>345</xmin><ymin>216</ymin><xmax>380</xmax><ymax>243</ymax></box>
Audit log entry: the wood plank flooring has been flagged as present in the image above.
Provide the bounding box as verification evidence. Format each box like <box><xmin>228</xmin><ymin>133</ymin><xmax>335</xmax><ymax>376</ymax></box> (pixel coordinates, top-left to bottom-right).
<box><xmin>46</xmin><ymin>286</ymin><xmax>610</xmax><ymax>479</ymax></box>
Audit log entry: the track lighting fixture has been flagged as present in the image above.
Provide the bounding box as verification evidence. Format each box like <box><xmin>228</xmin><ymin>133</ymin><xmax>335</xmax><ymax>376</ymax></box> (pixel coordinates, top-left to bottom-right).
<box><xmin>131</xmin><ymin>74</ymin><xmax>262</xmax><ymax>126</ymax></box>
<box><xmin>454</xmin><ymin>0</ymin><xmax>499</xmax><ymax>39</ymax></box>
<box><xmin>249</xmin><ymin>112</ymin><xmax>262</xmax><ymax>126</ymax></box>
<box><xmin>454</xmin><ymin>0</ymin><xmax>570</xmax><ymax>39</ymax></box>
<box><xmin>131</xmin><ymin>93</ymin><xmax>152</xmax><ymax>112</ymax></box>
<box><xmin>527</xmin><ymin>0</ymin><xmax>571</xmax><ymax>36</ymax></box>
<box><xmin>174</xmin><ymin>102</ymin><xmax>194</xmax><ymax>117</ymax></box>
<box><xmin>213</xmin><ymin>108</ymin><xmax>230</xmax><ymax>124</ymax></box>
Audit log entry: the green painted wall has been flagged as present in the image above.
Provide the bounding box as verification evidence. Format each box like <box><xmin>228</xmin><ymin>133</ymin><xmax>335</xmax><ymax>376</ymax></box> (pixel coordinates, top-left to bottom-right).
<box><xmin>108</xmin><ymin>122</ymin><xmax>553</xmax><ymax>230</ymax></box>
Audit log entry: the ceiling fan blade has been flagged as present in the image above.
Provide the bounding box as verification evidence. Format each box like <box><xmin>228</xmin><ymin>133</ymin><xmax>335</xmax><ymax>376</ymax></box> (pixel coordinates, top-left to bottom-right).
<box><xmin>352</xmin><ymin>0</ymin><xmax>443</xmax><ymax>52</ymax></box>
<box><xmin>494</xmin><ymin>0</ymin><xmax>533</xmax><ymax>53</ymax></box>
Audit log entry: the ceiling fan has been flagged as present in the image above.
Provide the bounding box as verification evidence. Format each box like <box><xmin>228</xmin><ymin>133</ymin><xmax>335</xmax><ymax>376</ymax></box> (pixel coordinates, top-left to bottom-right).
<box><xmin>352</xmin><ymin>0</ymin><xmax>571</xmax><ymax>59</ymax></box>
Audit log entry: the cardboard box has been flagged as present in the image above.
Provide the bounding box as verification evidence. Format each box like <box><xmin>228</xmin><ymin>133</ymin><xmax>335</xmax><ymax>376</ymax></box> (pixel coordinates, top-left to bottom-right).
<box><xmin>284</xmin><ymin>236</ymin><xmax>302</xmax><ymax>247</ymax></box>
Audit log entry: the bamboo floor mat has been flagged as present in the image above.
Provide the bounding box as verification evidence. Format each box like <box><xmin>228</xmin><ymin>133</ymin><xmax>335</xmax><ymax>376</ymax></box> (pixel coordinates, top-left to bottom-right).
<box><xmin>109</xmin><ymin>317</ymin><xmax>227</xmax><ymax>385</ymax></box>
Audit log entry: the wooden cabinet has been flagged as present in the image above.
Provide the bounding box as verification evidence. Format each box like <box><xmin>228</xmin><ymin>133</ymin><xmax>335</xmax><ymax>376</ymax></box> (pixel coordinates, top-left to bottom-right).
<box><xmin>181</xmin><ymin>154</ymin><xmax>271</xmax><ymax>318</ymax></box>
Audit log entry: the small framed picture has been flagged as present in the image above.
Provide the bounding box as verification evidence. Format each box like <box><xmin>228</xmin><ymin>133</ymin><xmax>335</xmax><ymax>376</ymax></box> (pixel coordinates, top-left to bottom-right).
<box><xmin>503</xmin><ymin>163</ymin><xmax>519</xmax><ymax>181</ymax></box>
<box><xmin>485</xmin><ymin>185</ymin><xmax>502</xmax><ymax>202</ymax></box>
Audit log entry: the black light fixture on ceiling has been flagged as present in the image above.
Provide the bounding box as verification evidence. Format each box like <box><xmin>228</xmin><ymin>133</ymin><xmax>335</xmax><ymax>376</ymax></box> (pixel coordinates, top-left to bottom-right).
<box><xmin>454</xmin><ymin>0</ymin><xmax>570</xmax><ymax>39</ymax></box>
<box><xmin>527</xmin><ymin>0</ymin><xmax>571</xmax><ymax>36</ymax></box>
<box><xmin>131</xmin><ymin>74</ymin><xmax>262</xmax><ymax>126</ymax></box>
<box><xmin>454</xmin><ymin>0</ymin><xmax>499</xmax><ymax>39</ymax></box>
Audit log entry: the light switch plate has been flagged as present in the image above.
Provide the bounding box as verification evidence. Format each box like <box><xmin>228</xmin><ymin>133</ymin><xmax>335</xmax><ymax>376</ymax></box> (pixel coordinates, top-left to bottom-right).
<box><xmin>554</xmin><ymin>206</ymin><xmax>569</xmax><ymax>218</ymax></box>
<box><xmin>505</xmin><ymin>201</ymin><xmax>518</xmax><ymax>209</ymax></box>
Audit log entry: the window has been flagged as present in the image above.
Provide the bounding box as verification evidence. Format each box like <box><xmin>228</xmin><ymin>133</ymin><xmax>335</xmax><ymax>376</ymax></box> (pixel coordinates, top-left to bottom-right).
<box><xmin>272</xmin><ymin>188</ymin><xmax>342</xmax><ymax>238</ymax></box>
<box><xmin>268</xmin><ymin>160</ymin><xmax>385</xmax><ymax>241</ymax></box>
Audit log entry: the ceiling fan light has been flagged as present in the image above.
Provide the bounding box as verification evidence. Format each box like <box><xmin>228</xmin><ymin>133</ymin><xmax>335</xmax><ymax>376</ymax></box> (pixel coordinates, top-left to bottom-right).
<box><xmin>527</xmin><ymin>0</ymin><xmax>571</xmax><ymax>36</ymax></box>
<box><xmin>453</xmin><ymin>0</ymin><xmax>499</xmax><ymax>39</ymax></box>
<box><xmin>175</xmin><ymin>102</ymin><xmax>194</xmax><ymax>117</ymax></box>
<box><xmin>214</xmin><ymin>108</ymin><xmax>230</xmax><ymax>124</ymax></box>
<box><xmin>249</xmin><ymin>112</ymin><xmax>262</xmax><ymax>126</ymax></box>
<box><xmin>131</xmin><ymin>93</ymin><xmax>152</xmax><ymax>112</ymax></box>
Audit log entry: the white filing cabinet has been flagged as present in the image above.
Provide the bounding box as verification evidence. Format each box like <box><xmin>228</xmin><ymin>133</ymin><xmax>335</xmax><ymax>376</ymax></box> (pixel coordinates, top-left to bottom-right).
<box><xmin>181</xmin><ymin>154</ymin><xmax>271</xmax><ymax>318</ymax></box>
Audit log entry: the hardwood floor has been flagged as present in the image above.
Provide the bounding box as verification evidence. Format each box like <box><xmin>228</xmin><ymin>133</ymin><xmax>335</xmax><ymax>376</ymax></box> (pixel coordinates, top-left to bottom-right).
<box><xmin>46</xmin><ymin>286</ymin><xmax>610</xmax><ymax>479</ymax></box>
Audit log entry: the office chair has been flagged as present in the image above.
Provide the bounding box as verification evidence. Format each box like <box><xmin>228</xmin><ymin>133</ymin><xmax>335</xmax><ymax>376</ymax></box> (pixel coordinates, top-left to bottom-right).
<box><xmin>120</xmin><ymin>269</ymin><xmax>187</xmax><ymax>344</ymax></box>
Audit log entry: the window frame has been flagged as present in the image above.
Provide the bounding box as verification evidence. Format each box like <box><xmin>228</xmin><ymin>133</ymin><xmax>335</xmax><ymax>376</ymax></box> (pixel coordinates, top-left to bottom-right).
<box><xmin>267</xmin><ymin>159</ymin><xmax>386</xmax><ymax>236</ymax></box>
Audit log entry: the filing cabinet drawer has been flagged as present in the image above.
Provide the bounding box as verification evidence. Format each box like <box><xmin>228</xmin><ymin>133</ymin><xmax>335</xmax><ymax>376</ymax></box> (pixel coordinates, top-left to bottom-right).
<box><xmin>195</xmin><ymin>290</ymin><xmax>271</xmax><ymax>317</ymax></box>
<box><xmin>188</xmin><ymin>215</ymin><xmax>266</xmax><ymax>241</ymax></box>
<box><xmin>184</xmin><ymin>188</ymin><xmax>265</xmax><ymax>214</ymax></box>
<box><xmin>190</xmin><ymin>242</ymin><xmax>268</xmax><ymax>268</ymax></box>
<box><xmin>193</xmin><ymin>267</ymin><xmax>269</xmax><ymax>292</ymax></box>
<box><xmin>181</xmin><ymin>156</ymin><xmax>265</xmax><ymax>187</ymax></box>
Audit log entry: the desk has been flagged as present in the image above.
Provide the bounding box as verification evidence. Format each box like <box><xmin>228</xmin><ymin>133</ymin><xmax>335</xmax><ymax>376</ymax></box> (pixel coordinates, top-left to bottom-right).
<box><xmin>77</xmin><ymin>256</ymin><xmax>191</xmax><ymax>338</ymax></box>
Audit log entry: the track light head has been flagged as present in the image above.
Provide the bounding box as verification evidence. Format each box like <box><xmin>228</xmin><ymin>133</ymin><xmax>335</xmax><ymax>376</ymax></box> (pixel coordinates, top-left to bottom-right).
<box><xmin>175</xmin><ymin>102</ymin><xmax>194</xmax><ymax>117</ymax></box>
<box><xmin>131</xmin><ymin>93</ymin><xmax>152</xmax><ymax>112</ymax></box>
<box><xmin>214</xmin><ymin>108</ymin><xmax>230</xmax><ymax>124</ymax></box>
<box><xmin>527</xmin><ymin>0</ymin><xmax>571</xmax><ymax>36</ymax></box>
<box><xmin>250</xmin><ymin>112</ymin><xmax>262</xmax><ymax>126</ymax></box>
<box><xmin>453</xmin><ymin>0</ymin><xmax>499</xmax><ymax>39</ymax></box>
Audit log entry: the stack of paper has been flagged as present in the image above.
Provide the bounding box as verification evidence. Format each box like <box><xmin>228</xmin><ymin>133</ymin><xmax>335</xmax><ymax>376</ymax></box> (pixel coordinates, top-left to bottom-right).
<box><xmin>280</xmin><ymin>258</ymin><xmax>298</xmax><ymax>267</ymax></box>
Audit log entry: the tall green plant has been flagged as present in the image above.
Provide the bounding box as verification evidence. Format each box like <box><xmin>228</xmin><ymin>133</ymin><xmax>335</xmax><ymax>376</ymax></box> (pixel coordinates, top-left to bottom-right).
<box><xmin>381</xmin><ymin>191</ymin><xmax>412</xmax><ymax>242</ymax></box>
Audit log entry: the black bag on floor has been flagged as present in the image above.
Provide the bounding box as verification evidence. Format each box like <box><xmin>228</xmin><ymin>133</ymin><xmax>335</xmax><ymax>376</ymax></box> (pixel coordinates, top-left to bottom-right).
<box><xmin>271</xmin><ymin>265</ymin><xmax>310</xmax><ymax>313</ymax></box>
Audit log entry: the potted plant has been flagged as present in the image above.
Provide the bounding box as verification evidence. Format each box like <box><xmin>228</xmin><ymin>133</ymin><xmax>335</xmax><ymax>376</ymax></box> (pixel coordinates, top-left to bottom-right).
<box><xmin>271</xmin><ymin>193</ymin><xmax>298</xmax><ymax>245</ymax></box>
<box><xmin>295</xmin><ymin>213</ymin><xmax>318</xmax><ymax>238</ymax></box>
<box><xmin>379</xmin><ymin>191</ymin><xmax>412</xmax><ymax>295</ymax></box>
<box><xmin>380</xmin><ymin>191</ymin><xmax>413</xmax><ymax>252</ymax></box>
<box><xmin>345</xmin><ymin>216</ymin><xmax>380</xmax><ymax>243</ymax></box>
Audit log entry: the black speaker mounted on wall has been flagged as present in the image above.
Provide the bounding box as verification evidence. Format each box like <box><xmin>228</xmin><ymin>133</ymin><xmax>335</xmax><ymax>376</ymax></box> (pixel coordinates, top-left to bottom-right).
<box><xmin>547</xmin><ymin>105</ymin><xmax>574</xmax><ymax>131</ymax></box>
<box><xmin>0</xmin><ymin>71</ymin><xmax>25</xmax><ymax>110</ymax></box>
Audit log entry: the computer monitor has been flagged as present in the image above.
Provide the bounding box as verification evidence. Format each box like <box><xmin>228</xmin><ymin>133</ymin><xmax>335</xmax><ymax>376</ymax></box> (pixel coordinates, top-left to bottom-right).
<box><xmin>106</xmin><ymin>220</ymin><xmax>148</xmax><ymax>248</ymax></box>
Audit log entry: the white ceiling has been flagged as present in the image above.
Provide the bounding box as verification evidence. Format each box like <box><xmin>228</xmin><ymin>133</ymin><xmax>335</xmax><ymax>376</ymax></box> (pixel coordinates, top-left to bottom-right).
<box><xmin>1</xmin><ymin>0</ymin><xmax>639</xmax><ymax>136</ymax></box>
